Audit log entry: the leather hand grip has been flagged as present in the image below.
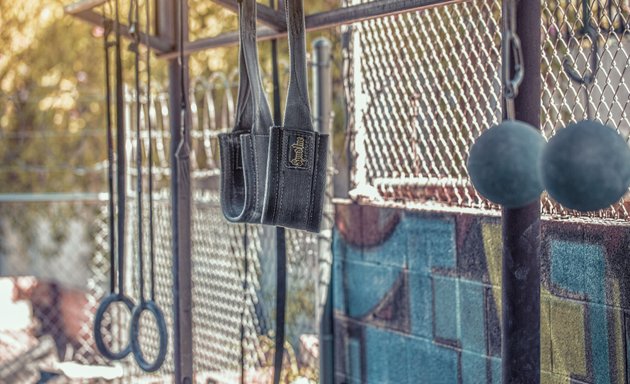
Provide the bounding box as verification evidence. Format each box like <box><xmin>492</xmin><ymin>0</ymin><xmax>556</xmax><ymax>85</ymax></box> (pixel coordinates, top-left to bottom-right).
<box><xmin>262</xmin><ymin>127</ymin><xmax>329</xmax><ymax>233</ymax></box>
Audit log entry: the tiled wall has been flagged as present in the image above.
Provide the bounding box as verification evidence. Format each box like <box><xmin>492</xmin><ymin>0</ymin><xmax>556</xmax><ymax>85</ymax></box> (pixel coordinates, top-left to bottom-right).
<box><xmin>333</xmin><ymin>203</ymin><xmax>630</xmax><ymax>384</ymax></box>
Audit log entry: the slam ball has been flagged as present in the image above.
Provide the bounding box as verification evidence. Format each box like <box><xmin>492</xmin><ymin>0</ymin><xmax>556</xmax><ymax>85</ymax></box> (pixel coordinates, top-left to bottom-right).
<box><xmin>541</xmin><ymin>120</ymin><xmax>630</xmax><ymax>212</ymax></box>
<box><xmin>467</xmin><ymin>121</ymin><xmax>546</xmax><ymax>208</ymax></box>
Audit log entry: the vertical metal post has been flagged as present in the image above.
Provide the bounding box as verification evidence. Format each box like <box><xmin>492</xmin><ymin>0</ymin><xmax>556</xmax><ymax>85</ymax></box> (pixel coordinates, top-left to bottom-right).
<box><xmin>157</xmin><ymin>0</ymin><xmax>193</xmax><ymax>382</ymax></box>
<box><xmin>312</xmin><ymin>37</ymin><xmax>334</xmax><ymax>384</ymax></box>
<box><xmin>501</xmin><ymin>2</ymin><xmax>541</xmax><ymax>383</ymax></box>
<box><xmin>269</xmin><ymin>3</ymin><xmax>286</xmax><ymax>384</ymax></box>
<box><xmin>313</xmin><ymin>38</ymin><xmax>332</xmax><ymax>136</ymax></box>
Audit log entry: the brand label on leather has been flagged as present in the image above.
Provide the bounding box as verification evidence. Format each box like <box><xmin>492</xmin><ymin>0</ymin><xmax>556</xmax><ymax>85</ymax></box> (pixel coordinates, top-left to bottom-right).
<box><xmin>288</xmin><ymin>135</ymin><xmax>308</xmax><ymax>169</ymax></box>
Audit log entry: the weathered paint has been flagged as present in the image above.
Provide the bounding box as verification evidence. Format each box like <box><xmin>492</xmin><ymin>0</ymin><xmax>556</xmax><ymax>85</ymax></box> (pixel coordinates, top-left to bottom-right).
<box><xmin>333</xmin><ymin>203</ymin><xmax>630</xmax><ymax>384</ymax></box>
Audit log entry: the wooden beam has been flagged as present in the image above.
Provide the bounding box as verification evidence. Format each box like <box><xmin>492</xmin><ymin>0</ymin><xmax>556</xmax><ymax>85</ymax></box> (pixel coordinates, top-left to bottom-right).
<box><xmin>158</xmin><ymin>0</ymin><xmax>467</xmax><ymax>59</ymax></box>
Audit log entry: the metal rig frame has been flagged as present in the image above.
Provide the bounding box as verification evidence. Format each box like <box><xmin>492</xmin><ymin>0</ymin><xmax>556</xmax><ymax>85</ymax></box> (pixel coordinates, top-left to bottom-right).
<box><xmin>64</xmin><ymin>0</ymin><xmax>543</xmax><ymax>383</ymax></box>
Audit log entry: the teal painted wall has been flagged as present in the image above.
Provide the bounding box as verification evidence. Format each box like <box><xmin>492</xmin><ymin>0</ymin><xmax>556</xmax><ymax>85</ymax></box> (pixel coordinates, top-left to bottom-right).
<box><xmin>333</xmin><ymin>203</ymin><xmax>630</xmax><ymax>384</ymax></box>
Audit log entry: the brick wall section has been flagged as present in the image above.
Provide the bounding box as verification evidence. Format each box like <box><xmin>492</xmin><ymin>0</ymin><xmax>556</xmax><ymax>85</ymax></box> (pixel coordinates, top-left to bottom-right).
<box><xmin>333</xmin><ymin>203</ymin><xmax>630</xmax><ymax>384</ymax></box>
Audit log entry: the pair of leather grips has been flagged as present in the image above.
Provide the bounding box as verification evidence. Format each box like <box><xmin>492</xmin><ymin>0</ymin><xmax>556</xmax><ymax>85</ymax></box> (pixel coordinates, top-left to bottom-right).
<box><xmin>219</xmin><ymin>0</ymin><xmax>328</xmax><ymax>233</ymax></box>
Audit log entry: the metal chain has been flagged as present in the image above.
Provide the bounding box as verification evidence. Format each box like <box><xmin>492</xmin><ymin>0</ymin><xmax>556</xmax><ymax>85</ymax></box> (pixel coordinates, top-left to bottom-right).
<box><xmin>502</xmin><ymin>0</ymin><xmax>524</xmax><ymax>120</ymax></box>
<box><xmin>562</xmin><ymin>0</ymin><xmax>599</xmax><ymax>120</ymax></box>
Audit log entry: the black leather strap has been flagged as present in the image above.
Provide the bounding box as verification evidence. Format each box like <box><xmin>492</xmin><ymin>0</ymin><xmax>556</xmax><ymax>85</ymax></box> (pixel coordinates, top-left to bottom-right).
<box><xmin>114</xmin><ymin>0</ymin><xmax>126</xmax><ymax>304</ymax></box>
<box><xmin>262</xmin><ymin>0</ymin><xmax>328</xmax><ymax>233</ymax></box>
<box><xmin>94</xmin><ymin>0</ymin><xmax>134</xmax><ymax>361</ymax></box>
<box><xmin>272</xmin><ymin>227</ymin><xmax>286</xmax><ymax>384</ymax></box>
<box><xmin>128</xmin><ymin>0</ymin><xmax>168</xmax><ymax>371</ymax></box>
<box><xmin>220</xmin><ymin>0</ymin><xmax>273</xmax><ymax>223</ymax></box>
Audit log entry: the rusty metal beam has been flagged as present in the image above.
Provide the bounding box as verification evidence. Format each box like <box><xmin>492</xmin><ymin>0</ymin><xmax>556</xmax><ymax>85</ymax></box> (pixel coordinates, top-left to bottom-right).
<box><xmin>67</xmin><ymin>0</ymin><xmax>465</xmax><ymax>58</ymax></box>
<box><xmin>211</xmin><ymin>0</ymin><xmax>286</xmax><ymax>30</ymax></box>
<box><xmin>64</xmin><ymin>0</ymin><xmax>108</xmax><ymax>15</ymax></box>
<box><xmin>158</xmin><ymin>0</ymin><xmax>467</xmax><ymax>58</ymax></box>
<box><xmin>64</xmin><ymin>5</ymin><xmax>172</xmax><ymax>53</ymax></box>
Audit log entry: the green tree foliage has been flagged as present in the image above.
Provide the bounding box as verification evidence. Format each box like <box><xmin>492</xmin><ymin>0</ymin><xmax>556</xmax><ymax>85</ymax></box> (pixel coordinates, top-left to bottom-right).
<box><xmin>1</xmin><ymin>0</ymin><xmax>342</xmax><ymax>194</ymax></box>
<box><xmin>0</xmin><ymin>0</ymin><xmax>109</xmax><ymax>193</ymax></box>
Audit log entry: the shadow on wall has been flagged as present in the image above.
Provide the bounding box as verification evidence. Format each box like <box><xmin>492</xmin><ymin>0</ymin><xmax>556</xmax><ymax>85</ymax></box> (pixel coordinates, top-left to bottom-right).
<box><xmin>332</xmin><ymin>203</ymin><xmax>630</xmax><ymax>384</ymax></box>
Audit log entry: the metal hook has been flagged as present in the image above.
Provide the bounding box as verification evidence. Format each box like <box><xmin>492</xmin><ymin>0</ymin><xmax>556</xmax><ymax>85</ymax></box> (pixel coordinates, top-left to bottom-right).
<box><xmin>503</xmin><ymin>31</ymin><xmax>524</xmax><ymax>100</ymax></box>
<box><xmin>562</xmin><ymin>24</ymin><xmax>599</xmax><ymax>87</ymax></box>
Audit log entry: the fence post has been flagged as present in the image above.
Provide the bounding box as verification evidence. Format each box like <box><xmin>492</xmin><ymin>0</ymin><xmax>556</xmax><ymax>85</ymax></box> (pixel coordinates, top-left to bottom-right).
<box><xmin>157</xmin><ymin>0</ymin><xmax>194</xmax><ymax>382</ymax></box>
<box><xmin>501</xmin><ymin>2</ymin><xmax>542</xmax><ymax>383</ymax></box>
<box><xmin>312</xmin><ymin>37</ymin><xmax>334</xmax><ymax>384</ymax></box>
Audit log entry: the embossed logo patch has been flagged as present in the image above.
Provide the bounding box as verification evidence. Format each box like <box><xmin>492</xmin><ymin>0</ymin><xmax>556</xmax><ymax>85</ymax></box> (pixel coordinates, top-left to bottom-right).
<box><xmin>289</xmin><ymin>136</ymin><xmax>308</xmax><ymax>168</ymax></box>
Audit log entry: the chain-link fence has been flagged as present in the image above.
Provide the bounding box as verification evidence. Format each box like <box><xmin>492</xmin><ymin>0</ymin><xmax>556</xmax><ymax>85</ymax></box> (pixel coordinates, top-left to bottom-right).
<box><xmin>0</xmin><ymin>60</ymin><xmax>330</xmax><ymax>382</ymax></box>
<box><xmin>107</xmin><ymin>69</ymin><xmax>328</xmax><ymax>383</ymax></box>
<box><xmin>0</xmin><ymin>196</ymin><xmax>111</xmax><ymax>382</ymax></box>
<box><xmin>347</xmin><ymin>0</ymin><xmax>630</xmax><ymax>222</ymax></box>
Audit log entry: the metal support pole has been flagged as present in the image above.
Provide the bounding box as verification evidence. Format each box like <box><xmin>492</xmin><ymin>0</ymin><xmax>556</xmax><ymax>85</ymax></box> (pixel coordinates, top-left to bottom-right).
<box><xmin>158</xmin><ymin>0</ymin><xmax>193</xmax><ymax>382</ymax></box>
<box><xmin>269</xmin><ymin>4</ymin><xmax>286</xmax><ymax>384</ymax></box>
<box><xmin>313</xmin><ymin>38</ymin><xmax>332</xmax><ymax>136</ymax></box>
<box><xmin>501</xmin><ymin>2</ymin><xmax>541</xmax><ymax>383</ymax></box>
<box><xmin>312</xmin><ymin>37</ymin><xmax>334</xmax><ymax>384</ymax></box>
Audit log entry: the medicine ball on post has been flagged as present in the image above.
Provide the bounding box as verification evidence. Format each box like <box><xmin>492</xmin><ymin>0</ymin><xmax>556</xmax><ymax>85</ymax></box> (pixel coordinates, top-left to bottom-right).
<box><xmin>540</xmin><ymin>23</ymin><xmax>630</xmax><ymax>212</ymax></box>
<box><xmin>467</xmin><ymin>7</ymin><xmax>546</xmax><ymax>209</ymax></box>
<box><xmin>468</xmin><ymin>121</ymin><xmax>546</xmax><ymax>208</ymax></box>
<box><xmin>541</xmin><ymin>121</ymin><xmax>630</xmax><ymax>212</ymax></box>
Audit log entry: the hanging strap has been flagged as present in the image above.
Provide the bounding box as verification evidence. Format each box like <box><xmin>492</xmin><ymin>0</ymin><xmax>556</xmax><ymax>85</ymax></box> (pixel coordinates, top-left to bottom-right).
<box><xmin>146</xmin><ymin>0</ymin><xmax>156</xmax><ymax>307</ymax></box>
<box><xmin>272</xmin><ymin>227</ymin><xmax>286</xmax><ymax>384</ymax></box>
<box><xmin>94</xmin><ymin>0</ymin><xmax>135</xmax><ymax>361</ymax></box>
<box><xmin>262</xmin><ymin>0</ymin><xmax>329</xmax><ymax>233</ymax></box>
<box><xmin>114</xmin><ymin>0</ymin><xmax>127</xmax><ymax>300</ymax></box>
<box><xmin>129</xmin><ymin>0</ymin><xmax>144</xmax><ymax>306</ymax></box>
<box><xmin>128</xmin><ymin>0</ymin><xmax>168</xmax><ymax>372</ymax></box>
<box><xmin>104</xmin><ymin>15</ymin><xmax>116</xmax><ymax>297</ymax></box>
<box><xmin>283</xmin><ymin>0</ymin><xmax>312</xmax><ymax>130</ymax></box>
<box><xmin>220</xmin><ymin>0</ymin><xmax>273</xmax><ymax>223</ymax></box>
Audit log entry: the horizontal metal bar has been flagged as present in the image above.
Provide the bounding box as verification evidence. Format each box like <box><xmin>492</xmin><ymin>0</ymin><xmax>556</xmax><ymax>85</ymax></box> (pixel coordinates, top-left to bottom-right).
<box><xmin>0</xmin><ymin>193</ymin><xmax>108</xmax><ymax>203</ymax></box>
<box><xmin>372</xmin><ymin>176</ymin><xmax>471</xmax><ymax>188</ymax></box>
<box><xmin>158</xmin><ymin>27</ymin><xmax>279</xmax><ymax>59</ymax></box>
<box><xmin>64</xmin><ymin>0</ymin><xmax>107</xmax><ymax>15</ymax></box>
<box><xmin>158</xmin><ymin>0</ymin><xmax>466</xmax><ymax>59</ymax></box>
<box><xmin>68</xmin><ymin>9</ymin><xmax>173</xmax><ymax>54</ymax></box>
<box><xmin>211</xmin><ymin>0</ymin><xmax>286</xmax><ymax>30</ymax></box>
<box><xmin>307</xmin><ymin>0</ymin><xmax>464</xmax><ymax>29</ymax></box>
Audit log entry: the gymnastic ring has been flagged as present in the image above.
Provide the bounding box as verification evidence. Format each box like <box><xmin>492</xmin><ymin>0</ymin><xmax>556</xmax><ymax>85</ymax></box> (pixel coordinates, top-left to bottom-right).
<box><xmin>94</xmin><ymin>293</ymin><xmax>134</xmax><ymax>360</ymax></box>
<box><xmin>130</xmin><ymin>300</ymin><xmax>168</xmax><ymax>372</ymax></box>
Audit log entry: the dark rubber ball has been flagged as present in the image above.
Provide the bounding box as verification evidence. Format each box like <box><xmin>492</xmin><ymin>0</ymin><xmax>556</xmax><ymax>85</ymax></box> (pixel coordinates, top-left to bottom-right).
<box><xmin>541</xmin><ymin>120</ymin><xmax>630</xmax><ymax>212</ymax></box>
<box><xmin>467</xmin><ymin>121</ymin><xmax>546</xmax><ymax>208</ymax></box>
